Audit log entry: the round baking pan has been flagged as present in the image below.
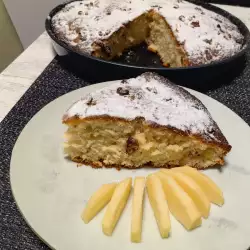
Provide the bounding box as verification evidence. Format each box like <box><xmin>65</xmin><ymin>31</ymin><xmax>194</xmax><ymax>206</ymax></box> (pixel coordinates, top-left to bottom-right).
<box><xmin>45</xmin><ymin>0</ymin><xmax>250</xmax><ymax>91</ymax></box>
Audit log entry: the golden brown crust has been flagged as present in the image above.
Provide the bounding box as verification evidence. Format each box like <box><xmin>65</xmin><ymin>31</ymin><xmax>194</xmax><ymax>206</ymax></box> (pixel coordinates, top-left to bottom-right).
<box><xmin>70</xmin><ymin>155</ymin><xmax>225</xmax><ymax>170</ymax></box>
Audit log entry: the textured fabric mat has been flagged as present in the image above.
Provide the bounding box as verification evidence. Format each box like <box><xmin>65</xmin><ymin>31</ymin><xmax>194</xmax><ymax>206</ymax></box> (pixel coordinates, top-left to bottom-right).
<box><xmin>0</xmin><ymin>54</ymin><xmax>250</xmax><ymax>249</ymax></box>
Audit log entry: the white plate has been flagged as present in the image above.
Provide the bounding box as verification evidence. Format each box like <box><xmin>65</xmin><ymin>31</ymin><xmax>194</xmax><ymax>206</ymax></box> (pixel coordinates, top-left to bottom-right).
<box><xmin>10</xmin><ymin>81</ymin><xmax>250</xmax><ymax>250</ymax></box>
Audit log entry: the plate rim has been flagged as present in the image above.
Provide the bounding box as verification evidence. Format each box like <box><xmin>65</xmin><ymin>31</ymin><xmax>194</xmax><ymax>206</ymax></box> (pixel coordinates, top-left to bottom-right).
<box><xmin>9</xmin><ymin>80</ymin><xmax>250</xmax><ymax>250</ymax></box>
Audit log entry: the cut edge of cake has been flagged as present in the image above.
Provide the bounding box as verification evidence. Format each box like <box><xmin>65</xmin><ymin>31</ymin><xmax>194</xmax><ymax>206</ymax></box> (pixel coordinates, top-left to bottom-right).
<box><xmin>62</xmin><ymin>72</ymin><xmax>231</xmax><ymax>170</ymax></box>
<box><xmin>91</xmin><ymin>10</ymin><xmax>189</xmax><ymax>67</ymax></box>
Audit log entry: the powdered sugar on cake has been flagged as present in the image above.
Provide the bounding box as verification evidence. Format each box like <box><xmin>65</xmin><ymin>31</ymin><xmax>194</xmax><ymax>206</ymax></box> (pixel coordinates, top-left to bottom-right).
<box><xmin>52</xmin><ymin>0</ymin><xmax>150</xmax><ymax>52</ymax></box>
<box><xmin>64</xmin><ymin>72</ymin><xmax>222</xmax><ymax>142</ymax></box>
<box><xmin>155</xmin><ymin>0</ymin><xmax>244</xmax><ymax>64</ymax></box>
<box><xmin>52</xmin><ymin>0</ymin><xmax>244</xmax><ymax>65</ymax></box>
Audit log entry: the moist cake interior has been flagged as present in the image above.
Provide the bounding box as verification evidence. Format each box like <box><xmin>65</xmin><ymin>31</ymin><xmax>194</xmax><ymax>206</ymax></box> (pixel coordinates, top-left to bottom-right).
<box><xmin>64</xmin><ymin>119</ymin><xmax>226</xmax><ymax>169</ymax></box>
<box><xmin>91</xmin><ymin>10</ymin><xmax>188</xmax><ymax>67</ymax></box>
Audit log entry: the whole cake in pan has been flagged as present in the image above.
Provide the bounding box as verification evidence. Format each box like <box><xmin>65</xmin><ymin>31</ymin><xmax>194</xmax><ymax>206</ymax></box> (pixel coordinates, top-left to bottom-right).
<box><xmin>63</xmin><ymin>72</ymin><xmax>231</xmax><ymax>169</ymax></box>
<box><xmin>51</xmin><ymin>0</ymin><xmax>244</xmax><ymax>67</ymax></box>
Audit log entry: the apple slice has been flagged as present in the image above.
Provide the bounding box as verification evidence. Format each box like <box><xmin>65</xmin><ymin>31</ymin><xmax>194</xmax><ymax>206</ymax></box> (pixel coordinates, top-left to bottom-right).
<box><xmin>146</xmin><ymin>174</ymin><xmax>171</xmax><ymax>238</ymax></box>
<box><xmin>102</xmin><ymin>177</ymin><xmax>132</xmax><ymax>236</ymax></box>
<box><xmin>131</xmin><ymin>177</ymin><xmax>146</xmax><ymax>243</ymax></box>
<box><xmin>82</xmin><ymin>183</ymin><xmax>117</xmax><ymax>223</ymax></box>
<box><xmin>161</xmin><ymin>171</ymin><xmax>210</xmax><ymax>218</ymax></box>
<box><xmin>156</xmin><ymin>172</ymin><xmax>202</xmax><ymax>230</ymax></box>
<box><xmin>166</xmin><ymin>166</ymin><xmax>224</xmax><ymax>206</ymax></box>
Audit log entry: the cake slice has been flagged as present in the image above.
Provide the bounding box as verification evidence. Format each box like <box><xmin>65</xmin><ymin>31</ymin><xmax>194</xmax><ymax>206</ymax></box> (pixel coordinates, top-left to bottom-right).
<box><xmin>63</xmin><ymin>72</ymin><xmax>231</xmax><ymax>169</ymax></box>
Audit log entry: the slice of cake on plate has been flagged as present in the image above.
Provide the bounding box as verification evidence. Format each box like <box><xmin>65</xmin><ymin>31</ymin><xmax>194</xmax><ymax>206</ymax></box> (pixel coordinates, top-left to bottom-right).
<box><xmin>63</xmin><ymin>72</ymin><xmax>231</xmax><ymax>169</ymax></box>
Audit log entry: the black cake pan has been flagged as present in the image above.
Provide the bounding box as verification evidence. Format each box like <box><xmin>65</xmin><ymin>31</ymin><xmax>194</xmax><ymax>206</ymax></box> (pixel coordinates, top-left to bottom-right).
<box><xmin>206</xmin><ymin>0</ymin><xmax>250</xmax><ymax>7</ymax></box>
<box><xmin>45</xmin><ymin>0</ymin><xmax>250</xmax><ymax>91</ymax></box>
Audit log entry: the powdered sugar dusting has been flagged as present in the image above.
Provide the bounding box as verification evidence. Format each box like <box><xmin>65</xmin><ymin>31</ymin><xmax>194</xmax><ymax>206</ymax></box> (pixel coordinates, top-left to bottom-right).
<box><xmin>64</xmin><ymin>72</ymin><xmax>221</xmax><ymax>142</ymax></box>
<box><xmin>52</xmin><ymin>0</ymin><xmax>150</xmax><ymax>52</ymax></box>
<box><xmin>52</xmin><ymin>0</ymin><xmax>244</xmax><ymax>65</ymax></box>
<box><xmin>155</xmin><ymin>0</ymin><xmax>244</xmax><ymax>64</ymax></box>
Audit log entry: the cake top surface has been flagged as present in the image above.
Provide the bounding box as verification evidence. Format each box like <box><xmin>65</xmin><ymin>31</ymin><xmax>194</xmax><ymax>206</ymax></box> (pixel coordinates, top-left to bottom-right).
<box><xmin>64</xmin><ymin>72</ymin><xmax>228</xmax><ymax>145</ymax></box>
<box><xmin>51</xmin><ymin>0</ymin><xmax>244</xmax><ymax>65</ymax></box>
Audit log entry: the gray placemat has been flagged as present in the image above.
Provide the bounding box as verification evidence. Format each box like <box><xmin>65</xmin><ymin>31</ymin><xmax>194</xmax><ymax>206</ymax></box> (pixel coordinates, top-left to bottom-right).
<box><xmin>0</xmin><ymin>55</ymin><xmax>250</xmax><ymax>250</ymax></box>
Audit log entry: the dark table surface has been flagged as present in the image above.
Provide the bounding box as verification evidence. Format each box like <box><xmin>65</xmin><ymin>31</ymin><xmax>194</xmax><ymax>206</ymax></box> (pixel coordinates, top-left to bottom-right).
<box><xmin>0</xmin><ymin>54</ymin><xmax>250</xmax><ymax>249</ymax></box>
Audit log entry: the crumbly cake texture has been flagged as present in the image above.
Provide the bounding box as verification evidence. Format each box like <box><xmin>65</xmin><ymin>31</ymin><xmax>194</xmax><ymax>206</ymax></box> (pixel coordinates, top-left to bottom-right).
<box><xmin>63</xmin><ymin>72</ymin><xmax>231</xmax><ymax>169</ymax></box>
<box><xmin>52</xmin><ymin>0</ymin><xmax>244</xmax><ymax>66</ymax></box>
